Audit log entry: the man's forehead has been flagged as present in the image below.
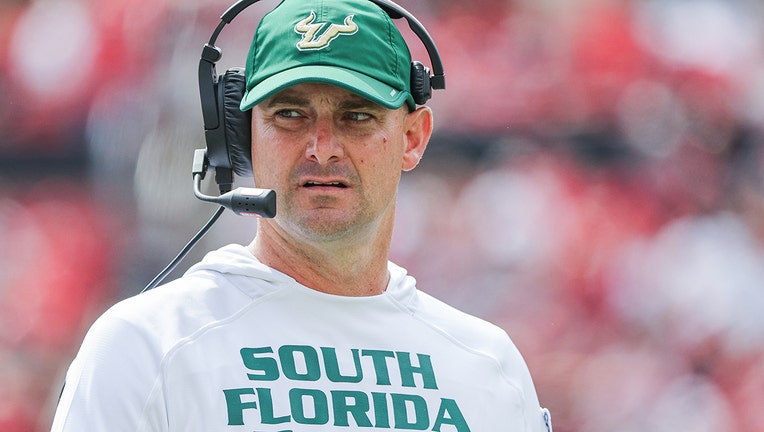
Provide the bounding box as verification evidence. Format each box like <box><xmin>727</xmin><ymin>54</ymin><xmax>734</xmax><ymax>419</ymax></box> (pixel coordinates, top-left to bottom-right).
<box><xmin>263</xmin><ymin>83</ymin><xmax>386</xmax><ymax>110</ymax></box>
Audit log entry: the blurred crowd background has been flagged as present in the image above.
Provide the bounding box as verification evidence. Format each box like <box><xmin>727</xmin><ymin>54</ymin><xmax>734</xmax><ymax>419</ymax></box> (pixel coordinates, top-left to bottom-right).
<box><xmin>2</xmin><ymin>0</ymin><xmax>764</xmax><ymax>430</ymax></box>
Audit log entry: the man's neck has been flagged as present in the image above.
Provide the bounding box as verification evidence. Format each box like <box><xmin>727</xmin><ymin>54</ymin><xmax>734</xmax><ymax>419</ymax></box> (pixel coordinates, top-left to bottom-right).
<box><xmin>248</xmin><ymin>221</ymin><xmax>392</xmax><ymax>296</ymax></box>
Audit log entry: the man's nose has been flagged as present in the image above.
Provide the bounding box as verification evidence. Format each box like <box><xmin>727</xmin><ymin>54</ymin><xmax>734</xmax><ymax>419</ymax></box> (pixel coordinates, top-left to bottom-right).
<box><xmin>305</xmin><ymin>118</ymin><xmax>344</xmax><ymax>165</ymax></box>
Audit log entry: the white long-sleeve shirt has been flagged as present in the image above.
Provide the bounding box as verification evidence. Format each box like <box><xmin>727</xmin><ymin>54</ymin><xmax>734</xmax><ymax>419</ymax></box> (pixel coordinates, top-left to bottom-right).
<box><xmin>52</xmin><ymin>244</ymin><xmax>552</xmax><ymax>431</ymax></box>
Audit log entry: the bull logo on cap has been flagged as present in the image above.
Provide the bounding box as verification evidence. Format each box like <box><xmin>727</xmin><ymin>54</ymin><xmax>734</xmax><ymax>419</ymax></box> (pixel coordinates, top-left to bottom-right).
<box><xmin>294</xmin><ymin>11</ymin><xmax>358</xmax><ymax>50</ymax></box>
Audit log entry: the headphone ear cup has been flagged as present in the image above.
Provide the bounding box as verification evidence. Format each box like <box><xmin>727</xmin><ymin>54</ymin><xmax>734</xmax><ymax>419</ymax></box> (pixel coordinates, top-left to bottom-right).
<box><xmin>220</xmin><ymin>68</ymin><xmax>253</xmax><ymax>177</ymax></box>
<box><xmin>410</xmin><ymin>61</ymin><xmax>432</xmax><ymax>106</ymax></box>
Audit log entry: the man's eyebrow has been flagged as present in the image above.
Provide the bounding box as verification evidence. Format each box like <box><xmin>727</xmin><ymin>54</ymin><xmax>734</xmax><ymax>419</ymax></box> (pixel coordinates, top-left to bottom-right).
<box><xmin>339</xmin><ymin>98</ymin><xmax>386</xmax><ymax>112</ymax></box>
<box><xmin>265</xmin><ymin>93</ymin><xmax>310</xmax><ymax>108</ymax></box>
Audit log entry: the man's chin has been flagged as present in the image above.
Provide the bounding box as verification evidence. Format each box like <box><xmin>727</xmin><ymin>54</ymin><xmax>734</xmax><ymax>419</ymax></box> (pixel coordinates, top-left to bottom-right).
<box><xmin>287</xmin><ymin>210</ymin><xmax>362</xmax><ymax>243</ymax></box>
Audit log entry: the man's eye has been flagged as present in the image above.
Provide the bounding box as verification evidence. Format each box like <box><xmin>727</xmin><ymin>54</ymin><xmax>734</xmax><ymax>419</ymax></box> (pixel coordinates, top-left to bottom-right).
<box><xmin>276</xmin><ymin>109</ymin><xmax>302</xmax><ymax>118</ymax></box>
<box><xmin>346</xmin><ymin>112</ymin><xmax>372</xmax><ymax>121</ymax></box>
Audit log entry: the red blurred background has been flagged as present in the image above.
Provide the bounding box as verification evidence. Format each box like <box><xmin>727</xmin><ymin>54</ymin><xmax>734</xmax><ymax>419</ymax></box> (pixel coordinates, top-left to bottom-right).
<box><xmin>2</xmin><ymin>0</ymin><xmax>764</xmax><ymax>430</ymax></box>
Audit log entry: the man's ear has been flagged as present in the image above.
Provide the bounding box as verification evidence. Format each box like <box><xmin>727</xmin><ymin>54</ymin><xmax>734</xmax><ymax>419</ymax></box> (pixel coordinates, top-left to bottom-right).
<box><xmin>401</xmin><ymin>106</ymin><xmax>433</xmax><ymax>172</ymax></box>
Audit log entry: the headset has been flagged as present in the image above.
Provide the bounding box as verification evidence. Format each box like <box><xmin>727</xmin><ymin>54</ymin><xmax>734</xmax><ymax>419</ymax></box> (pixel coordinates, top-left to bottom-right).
<box><xmin>198</xmin><ymin>0</ymin><xmax>446</xmax><ymax>190</ymax></box>
<box><xmin>143</xmin><ymin>0</ymin><xmax>445</xmax><ymax>292</ymax></box>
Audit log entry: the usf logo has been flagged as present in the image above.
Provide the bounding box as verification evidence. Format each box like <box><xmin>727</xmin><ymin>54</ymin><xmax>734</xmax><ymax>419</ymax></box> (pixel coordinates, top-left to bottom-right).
<box><xmin>294</xmin><ymin>11</ymin><xmax>358</xmax><ymax>50</ymax></box>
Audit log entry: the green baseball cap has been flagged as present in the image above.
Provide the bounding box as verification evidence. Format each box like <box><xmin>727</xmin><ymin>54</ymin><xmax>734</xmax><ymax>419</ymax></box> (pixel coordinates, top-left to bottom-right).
<box><xmin>239</xmin><ymin>0</ymin><xmax>415</xmax><ymax>112</ymax></box>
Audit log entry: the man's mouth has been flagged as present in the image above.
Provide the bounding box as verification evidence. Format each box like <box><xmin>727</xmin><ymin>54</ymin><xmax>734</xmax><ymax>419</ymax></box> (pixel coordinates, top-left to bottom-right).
<box><xmin>303</xmin><ymin>181</ymin><xmax>348</xmax><ymax>189</ymax></box>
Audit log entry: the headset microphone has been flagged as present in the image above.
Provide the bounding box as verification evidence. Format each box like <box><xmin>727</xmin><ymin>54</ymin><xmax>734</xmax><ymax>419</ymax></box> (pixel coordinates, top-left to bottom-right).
<box><xmin>141</xmin><ymin>150</ymin><xmax>276</xmax><ymax>293</ymax></box>
<box><xmin>192</xmin><ymin>149</ymin><xmax>276</xmax><ymax>217</ymax></box>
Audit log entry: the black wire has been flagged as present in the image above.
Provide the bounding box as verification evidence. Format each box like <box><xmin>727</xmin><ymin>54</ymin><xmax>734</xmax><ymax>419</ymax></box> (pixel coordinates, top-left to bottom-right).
<box><xmin>140</xmin><ymin>205</ymin><xmax>226</xmax><ymax>293</ymax></box>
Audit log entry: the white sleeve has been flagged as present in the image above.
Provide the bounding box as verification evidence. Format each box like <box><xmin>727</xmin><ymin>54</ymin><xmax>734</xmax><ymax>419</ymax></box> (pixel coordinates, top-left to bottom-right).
<box><xmin>539</xmin><ymin>407</ymin><xmax>553</xmax><ymax>432</ymax></box>
<box><xmin>50</xmin><ymin>310</ymin><xmax>168</xmax><ymax>432</ymax></box>
<box><xmin>497</xmin><ymin>331</ymin><xmax>552</xmax><ymax>432</ymax></box>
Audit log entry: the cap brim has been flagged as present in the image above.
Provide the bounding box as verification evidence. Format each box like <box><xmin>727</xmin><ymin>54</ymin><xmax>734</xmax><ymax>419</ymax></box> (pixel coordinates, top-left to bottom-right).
<box><xmin>240</xmin><ymin>65</ymin><xmax>414</xmax><ymax>111</ymax></box>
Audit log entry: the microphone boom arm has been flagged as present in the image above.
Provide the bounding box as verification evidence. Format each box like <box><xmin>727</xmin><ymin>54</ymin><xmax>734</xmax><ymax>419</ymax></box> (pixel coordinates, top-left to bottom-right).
<box><xmin>192</xmin><ymin>149</ymin><xmax>277</xmax><ymax>218</ymax></box>
<box><xmin>140</xmin><ymin>149</ymin><xmax>277</xmax><ymax>292</ymax></box>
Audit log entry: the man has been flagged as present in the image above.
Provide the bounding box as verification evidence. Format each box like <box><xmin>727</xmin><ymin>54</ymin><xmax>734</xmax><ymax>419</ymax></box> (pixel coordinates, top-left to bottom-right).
<box><xmin>51</xmin><ymin>0</ymin><xmax>552</xmax><ymax>430</ymax></box>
